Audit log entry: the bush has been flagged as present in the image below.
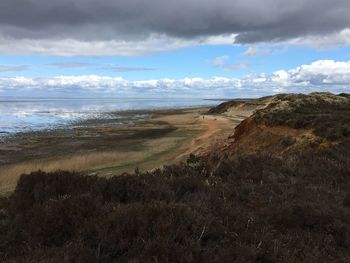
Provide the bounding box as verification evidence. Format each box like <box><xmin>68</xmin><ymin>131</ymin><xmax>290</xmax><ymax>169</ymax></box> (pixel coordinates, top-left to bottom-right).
<box><xmin>255</xmin><ymin>93</ymin><xmax>350</xmax><ymax>140</ymax></box>
<box><xmin>1</xmin><ymin>142</ymin><xmax>350</xmax><ymax>262</ymax></box>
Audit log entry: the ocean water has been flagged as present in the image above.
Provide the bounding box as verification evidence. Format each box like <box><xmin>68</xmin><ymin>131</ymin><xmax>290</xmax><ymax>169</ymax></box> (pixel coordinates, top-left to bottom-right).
<box><xmin>0</xmin><ymin>98</ymin><xmax>216</xmax><ymax>137</ymax></box>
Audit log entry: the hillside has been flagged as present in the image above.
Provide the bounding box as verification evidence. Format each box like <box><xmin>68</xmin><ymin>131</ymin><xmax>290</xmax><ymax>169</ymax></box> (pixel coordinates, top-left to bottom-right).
<box><xmin>207</xmin><ymin>96</ymin><xmax>273</xmax><ymax>121</ymax></box>
<box><xmin>209</xmin><ymin>92</ymin><xmax>350</xmax><ymax>159</ymax></box>
<box><xmin>1</xmin><ymin>93</ymin><xmax>350</xmax><ymax>262</ymax></box>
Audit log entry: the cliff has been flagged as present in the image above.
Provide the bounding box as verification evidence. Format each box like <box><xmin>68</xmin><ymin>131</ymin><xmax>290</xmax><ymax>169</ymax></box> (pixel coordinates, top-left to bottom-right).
<box><xmin>209</xmin><ymin>92</ymin><xmax>350</xmax><ymax>159</ymax></box>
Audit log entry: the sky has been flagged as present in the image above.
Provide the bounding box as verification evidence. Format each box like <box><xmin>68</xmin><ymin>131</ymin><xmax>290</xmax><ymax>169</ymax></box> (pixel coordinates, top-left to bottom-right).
<box><xmin>0</xmin><ymin>0</ymin><xmax>350</xmax><ymax>98</ymax></box>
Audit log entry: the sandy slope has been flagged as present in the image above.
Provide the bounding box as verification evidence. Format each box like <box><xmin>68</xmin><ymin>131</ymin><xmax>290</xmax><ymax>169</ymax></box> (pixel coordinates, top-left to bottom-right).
<box><xmin>175</xmin><ymin>115</ymin><xmax>236</xmax><ymax>160</ymax></box>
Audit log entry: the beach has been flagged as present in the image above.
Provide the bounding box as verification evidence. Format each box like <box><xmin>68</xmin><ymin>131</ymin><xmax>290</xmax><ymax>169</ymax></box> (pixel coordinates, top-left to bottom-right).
<box><xmin>0</xmin><ymin>106</ymin><xmax>236</xmax><ymax>193</ymax></box>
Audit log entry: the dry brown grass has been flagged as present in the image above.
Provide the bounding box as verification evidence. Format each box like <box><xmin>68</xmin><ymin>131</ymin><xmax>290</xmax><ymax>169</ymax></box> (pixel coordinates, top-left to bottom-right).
<box><xmin>0</xmin><ymin>151</ymin><xmax>144</xmax><ymax>192</ymax></box>
<box><xmin>0</xmin><ymin>136</ymin><xmax>189</xmax><ymax>192</ymax></box>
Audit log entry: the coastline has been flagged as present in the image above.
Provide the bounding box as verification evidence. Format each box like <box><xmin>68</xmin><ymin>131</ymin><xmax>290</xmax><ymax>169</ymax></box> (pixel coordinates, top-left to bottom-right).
<box><xmin>0</xmin><ymin>106</ymin><xmax>235</xmax><ymax>193</ymax></box>
<box><xmin>0</xmin><ymin>99</ymin><xmax>219</xmax><ymax>141</ymax></box>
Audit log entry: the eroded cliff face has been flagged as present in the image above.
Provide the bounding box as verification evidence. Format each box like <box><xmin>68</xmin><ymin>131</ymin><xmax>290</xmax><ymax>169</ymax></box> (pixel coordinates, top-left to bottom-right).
<box><xmin>208</xmin><ymin>92</ymin><xmax>350</xmax><ymax>161</ymax></box>
<box><xmin>229</xmin><ymin>116</ymin><xmax>322</xmax><ymax>157</ymax></box>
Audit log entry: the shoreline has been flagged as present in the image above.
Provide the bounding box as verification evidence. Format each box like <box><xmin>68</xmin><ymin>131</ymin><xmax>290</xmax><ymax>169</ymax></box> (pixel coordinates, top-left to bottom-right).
<box><xmin>0</xmin><ymin>104</ymin><xmax>217</xmax><ymax>143</ymax></box>
<box><xmin>0</xmin><ymin>106</ymin><xmax>236</xmax><ymax>193</ymax></box>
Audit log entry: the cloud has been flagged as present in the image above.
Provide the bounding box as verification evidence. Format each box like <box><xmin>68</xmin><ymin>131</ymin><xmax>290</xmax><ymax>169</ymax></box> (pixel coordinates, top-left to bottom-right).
<box><xmin>282</xmin><ymin>29</ymin><xmax>350</xmax><ymax>49</ymax></box>
<box><xmin>0</xmin><ymin>0</ymin><xmax>349</xmax><ymax>55</ymax></box>
<box><xmin>286</xmin><ymin>60</ymin><xmax>350</xmax><ymax>85</ymax></box>
<box><xmin>49</xmin><ymin>62</ymin><xmax>156</xmax><ymax>72</ymax></box>
<box><xmin>48</xmin><ymin>62</ymin><xmax>92</xmax><ymax>68</ymax></box>
<box><xmin>241</xmin><ymin>46</ymin><xmax>288</xmax><ymax>57</ymax></box>
<box><xmin>210</xmin><ymin>56</ymin><xmax>250</xmax><ymax>71</ymax></box>
<box><xmin>0</xmin><ymin>34</ymin><xmax>224</xmax><ymax>56</ymax></box>
<box><xmin>0</xmin><ymin>60</ymin><xmax>349</xmax><ymax>98</ymax></box>
<box><xmin>210</xmin><ymin>56</ymin><xmax>230</xmax><ymax>67</ymax></box>
<box><xmin>101</xmin><ymin>65</ymin><xmax>156</xmax><ymax>72</ymax></box>
<box><xmin>248</xmin><ymin>60</ymin><xmax>350</xmax><ymax>93</ymax></box>
<box><xmin>223</xmin><ymin>63</ymin><xmax>250</xmax><ymax>72</ymax></box>
<box><xmin>0</xmin><ymin>65</ymin><xmax>30</xmax><ymax>72</ymax></box>
<box><xmin>241</xmin><ymin>47</ymin><xmax>259</xmax><ymax>57</ymax></box>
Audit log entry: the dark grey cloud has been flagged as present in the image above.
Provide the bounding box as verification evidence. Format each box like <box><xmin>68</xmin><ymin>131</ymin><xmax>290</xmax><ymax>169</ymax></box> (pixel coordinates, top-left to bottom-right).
<box><xmin>0</xmin><ymin>0</ymin><xmax>349</xmax><ymax>52</ymax></box>
<box><xmin>0</xmin><ymin>65</ymin><xmax>30</xmax><ymax>72</ymax></box>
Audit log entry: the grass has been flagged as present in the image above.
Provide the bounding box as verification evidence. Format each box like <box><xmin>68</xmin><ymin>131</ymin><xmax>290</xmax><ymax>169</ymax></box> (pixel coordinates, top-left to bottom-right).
<box><xmin>0</xmin><ymin>151</ymin><xmax>144</xmax><ymax>192</ymax></box>
<box><xmin>0</xmin><ymin>134</ymin><xmax>182</xmax><ymax>192</ymax></box>
<box><xmin>91</xmin><ymin>129</ymin><xmax>202</xmax><ymax>176</ymax></box>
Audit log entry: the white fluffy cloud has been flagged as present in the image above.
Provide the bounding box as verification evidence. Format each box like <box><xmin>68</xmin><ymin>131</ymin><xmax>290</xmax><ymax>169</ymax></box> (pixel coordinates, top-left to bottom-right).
<box><xmin>0</xmin><ymin>60</ymin><xmax>349</xmax><ymax>98</ymax></box>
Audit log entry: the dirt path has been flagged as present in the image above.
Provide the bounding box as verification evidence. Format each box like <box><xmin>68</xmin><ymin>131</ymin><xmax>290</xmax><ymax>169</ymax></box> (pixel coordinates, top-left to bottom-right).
<box><xmin>176</xmin><ymin>115</ymin><xmax>235</xmax><ymax>160</ymax></box>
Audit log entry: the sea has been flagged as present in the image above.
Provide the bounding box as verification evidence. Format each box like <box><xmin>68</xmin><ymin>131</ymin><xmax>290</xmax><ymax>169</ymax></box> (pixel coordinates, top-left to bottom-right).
<box><xmin>0</xmin><ymin>97</ymin><xmax>218</xmax><ymax>138</ymax></box>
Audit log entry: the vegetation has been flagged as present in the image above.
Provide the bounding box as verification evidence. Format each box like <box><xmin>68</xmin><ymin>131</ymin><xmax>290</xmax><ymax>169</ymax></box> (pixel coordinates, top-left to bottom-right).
<box><xmin>255</xmin><ymin>93</ymin><xmax>350</xmax><ymax>140</ymax></box>
<box><xmin>0</xmin><ymin>93</ymin><xmax>349</xmax><ymax>262</ymax></box>
<box><xmin>207</xmin><ymin>100</ymin><xmax>244</xmax><ymax>114</ymax></box>
<box><xmin>1</xmin><ymin>138</ymin><xmax>350</xmax><ymax>262</ymax></box>
<box><xmin>207</xmin><ymin>96</ymin><xmax>271</xmax><ymax>115</ymax></box>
